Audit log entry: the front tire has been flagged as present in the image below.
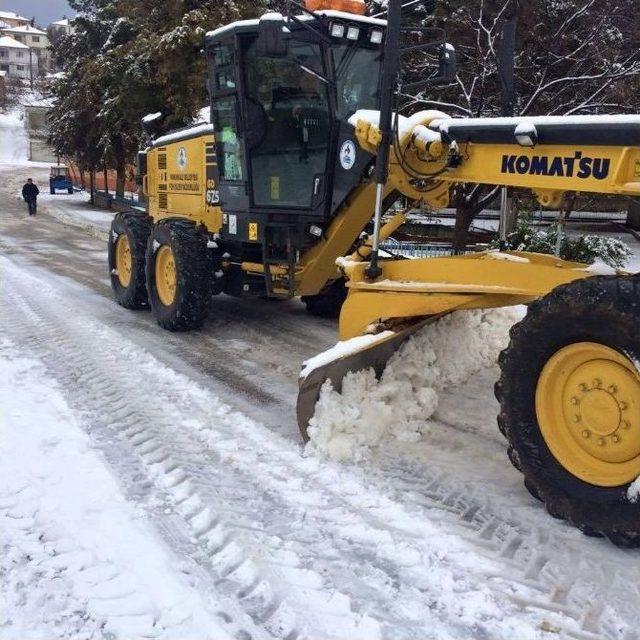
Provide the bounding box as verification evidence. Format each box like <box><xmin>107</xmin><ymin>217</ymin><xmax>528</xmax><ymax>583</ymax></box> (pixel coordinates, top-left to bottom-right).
<box><xmin>302</xmin><ymin>278</ymin><xmax>347</xmax><ymax>318</ymax></box>
<box><xmin>145</xmin><ymin>218</ymin><xmax>211</xmax><ymax>331</ymax></box>
<box><xmin>108</xmin><ymin>211</ymin><xmax>152</xmax><ymax>309</ymax></box>
<box><xmin>497</xmin><ymin>276</ymin><xmax>640</xmax><ymax>547</ymax></box>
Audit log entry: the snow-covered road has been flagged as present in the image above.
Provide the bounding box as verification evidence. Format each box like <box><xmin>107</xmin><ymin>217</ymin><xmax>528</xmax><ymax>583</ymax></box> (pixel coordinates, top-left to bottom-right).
<box><xmin>1</xmin><ymin>162</ymin><xmax>639</xmax><ymax>639</ymax></box>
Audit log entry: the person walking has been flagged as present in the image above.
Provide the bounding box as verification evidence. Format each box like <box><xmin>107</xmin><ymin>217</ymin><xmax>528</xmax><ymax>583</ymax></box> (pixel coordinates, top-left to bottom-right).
<box><xmin>22</xmin><ymin>178</ymin><xmax>40</xmax><ymax>216</ymax></box>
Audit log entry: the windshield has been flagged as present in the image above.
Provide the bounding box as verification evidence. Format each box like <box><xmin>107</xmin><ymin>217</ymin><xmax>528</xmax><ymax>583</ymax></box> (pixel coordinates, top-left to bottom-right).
<box><xmin>332</xmin><ymin>44</ymin><xmax>383</xmax><ymax>120</ymax></box>
<box><xmin>244</xmin><ymin>40</ymin><xmax>331</xmax><ymax>208</ymax></box>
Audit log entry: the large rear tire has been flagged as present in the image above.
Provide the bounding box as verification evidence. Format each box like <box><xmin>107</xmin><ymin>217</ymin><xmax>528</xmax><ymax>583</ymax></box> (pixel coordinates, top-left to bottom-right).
<box><xmin>145</xmin><ymin>218</ymin><xmax>211</xmax><ymax>331</ymax></box>
<box><xmin>108</xmin><ymin>211</ymin><xmax>152</xmax><ymax>309</ymax></box>
<box><xmin>496</xmin><ymin>276</ymin><xmax>640</xmax><ymax>547</ymax></box>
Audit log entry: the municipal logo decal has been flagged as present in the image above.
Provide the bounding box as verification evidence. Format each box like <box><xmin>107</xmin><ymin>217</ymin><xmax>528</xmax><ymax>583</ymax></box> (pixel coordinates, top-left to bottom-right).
<box><xmin>340</xmin><ymin>140</ymin><xmax>356</xmax><ymax>171</ymax></box>
<box><xmin>177</xmin><ymin>147</ymin><xmax>187</xmax><ymax>170</ymax></box>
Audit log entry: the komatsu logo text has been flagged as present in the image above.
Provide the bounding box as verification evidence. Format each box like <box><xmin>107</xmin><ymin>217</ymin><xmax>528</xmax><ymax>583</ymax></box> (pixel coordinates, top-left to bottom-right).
<box><xmin>501</xmin><ymin>152</ymin><xmax>610</xmax><ymax>180</ymax></box>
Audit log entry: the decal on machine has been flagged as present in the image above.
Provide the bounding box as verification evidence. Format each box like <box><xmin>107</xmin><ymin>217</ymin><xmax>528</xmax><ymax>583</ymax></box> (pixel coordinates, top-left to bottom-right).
<box><xmin>206</xmin><ymin>179</ymin><xmax>220</xmax><ymax>205</ymax></box>
<box><xmin>177</xmin><ymin>146</ymin><xmax>187</xmax><ymax>170</ymax></box>
<box><xmin>501</xmin><ymin>152</ymin><xmax>611</xmax><ymax>180</ymax></box>
<box><xmin>340</xmin><ymin>140</ymin><xmax>356</xmax><ymax>171</ymax></box>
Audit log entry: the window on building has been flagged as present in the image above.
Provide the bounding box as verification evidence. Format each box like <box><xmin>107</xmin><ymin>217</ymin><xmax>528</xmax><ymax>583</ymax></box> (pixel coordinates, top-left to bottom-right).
<box><xmin>0</xmin><ymin>50</ymin><xmax>7</xmax><ymax>58</ymax></box>
<box><xmin>32</xmin><ymin>36</ymin><xmax>40</xmax><ymax>42</ymax></box>
<box><xmin>16</xmin><ymin>51</ymin><xmax>24</xmax><ymax>58</ymax></box>
<box><xmin>16</xmin><ymin>65</ymin><xmax>25</xmax><ymax>71</ymax></box>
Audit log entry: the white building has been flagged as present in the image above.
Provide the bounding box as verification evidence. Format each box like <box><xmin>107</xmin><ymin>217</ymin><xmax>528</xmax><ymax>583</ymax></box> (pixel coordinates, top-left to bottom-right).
<box><xmin>24</xmin><ymin>96</ymin><xmax>57</xmax><ymax>162</ymax></box>
<box><xmin>49</xmin><ymin>18</ymin><xmax>73</xmax><ymax>36</ymax></box>
<box><xmin>0</xmin><ymin>35</ymin><xmax>37</xmax><ymax>80</ymax></box>
<box><xmin>0</xmin><ymin>24</ymin><xmax>50</xmax><ymax>72</ymax></box>
<box><xmin>0</xmin><ymin>11</ymin><xmax>30</xmax><ymax>29</ymax></box>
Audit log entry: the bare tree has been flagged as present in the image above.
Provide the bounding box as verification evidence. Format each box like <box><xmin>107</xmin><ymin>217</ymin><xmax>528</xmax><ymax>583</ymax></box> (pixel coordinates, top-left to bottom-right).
<box><xmin>396</xmin><ymin>0</ymin><xmax>640</xmax><ymax>247</ymax></box>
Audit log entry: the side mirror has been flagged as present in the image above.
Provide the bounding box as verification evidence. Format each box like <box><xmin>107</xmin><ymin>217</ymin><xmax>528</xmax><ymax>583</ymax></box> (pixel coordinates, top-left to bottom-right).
<box><xmin>437</xmin><ymin>43</ymin><xmax>456</xmax><ymax>84</ymax></box>
<box><xmin>136</xmin><ymin>151</ymin><xmax>147</xmax><ymax>186</ymax></box>
<box><xmin>141</xmin><ymin>112</ymin><xmax>164</xmax><ymax>138</ymax></box>
<box><xmin>256</xmin><ymin>12</ymin><xmax>289</xmax><ymax>58</ymax></box>
<box><xmin>401</xmin><ymin>40</ymin><xmax>457</xmax><ymax>91</ymax></box>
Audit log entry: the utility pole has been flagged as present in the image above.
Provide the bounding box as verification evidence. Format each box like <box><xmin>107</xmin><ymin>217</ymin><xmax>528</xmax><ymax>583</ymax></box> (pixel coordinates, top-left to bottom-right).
<box><xmin>29</xmin><ymin>47</ymin><xmax>33</xmax><ymax>89</ymax></box>
<box><xmin>498</xmin><ymin>3</ymin><xmax>518</xmax><ymax>249</ymax></box>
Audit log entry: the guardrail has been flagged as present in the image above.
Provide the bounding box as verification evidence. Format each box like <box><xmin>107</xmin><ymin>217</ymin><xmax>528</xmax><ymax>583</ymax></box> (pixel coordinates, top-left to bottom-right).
<box><xmin>380</xmin><ymin>239</ymin><xmax>479</xmax><ymax>258</ymax></box>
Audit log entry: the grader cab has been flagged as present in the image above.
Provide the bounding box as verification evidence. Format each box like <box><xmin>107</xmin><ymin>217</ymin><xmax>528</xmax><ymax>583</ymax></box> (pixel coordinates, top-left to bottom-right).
<box><xmin>108</xmin><ymin>0</ymin><xmax>640</xmax><ymax>546</ymax></box>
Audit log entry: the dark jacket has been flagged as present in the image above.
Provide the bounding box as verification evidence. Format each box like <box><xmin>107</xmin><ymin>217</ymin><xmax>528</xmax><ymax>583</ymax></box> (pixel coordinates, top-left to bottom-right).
<box><xmin>22</xmin><ymin>183</ymin><xmax>39</xmax><ymax>201</ymax></box>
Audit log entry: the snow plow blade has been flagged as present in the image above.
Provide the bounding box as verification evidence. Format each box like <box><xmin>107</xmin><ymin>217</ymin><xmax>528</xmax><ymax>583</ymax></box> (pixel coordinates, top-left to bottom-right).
<box><xmin>297</xmin><ymin>251</ymin><xmax>598</xmax><ymax>441</ymax></box>
<box><xmin>297</xmin><ymin>317</ymin><xmax>439</xmax><ymax>441</ymax></box>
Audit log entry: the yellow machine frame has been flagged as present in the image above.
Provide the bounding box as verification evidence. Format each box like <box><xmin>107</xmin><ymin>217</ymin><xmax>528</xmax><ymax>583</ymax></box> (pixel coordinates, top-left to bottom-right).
<box><xmin>143</xmin><ymin>112</ymin><xmax>638</xmax><ymax>320</ymax></box>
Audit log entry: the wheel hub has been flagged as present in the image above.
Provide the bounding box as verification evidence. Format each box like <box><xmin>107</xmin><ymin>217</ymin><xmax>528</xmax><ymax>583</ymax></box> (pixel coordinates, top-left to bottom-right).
<box><xmin>115</xmin><ymin>234</ymin><xmax>132</xmax><ymax>288</ymax></box>
<box><xmin>536</xmin><ymin>342</ymin><xmax>640</xmax><ymax>486</ymax></box>
<box><xmin>155</xmin><ymin>245</ymin><xmax>176</xmax><ymax>307</ymax></box>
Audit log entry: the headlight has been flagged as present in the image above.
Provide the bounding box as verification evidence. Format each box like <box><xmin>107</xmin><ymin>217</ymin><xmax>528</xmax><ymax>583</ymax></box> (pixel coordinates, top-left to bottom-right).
<box><xmin>346</xmin><ymin>26</ymin><xmax>360</xmax><ymax>40</ymax></box>
<box><xmin>514</xmin><ymin>122</ymin><xmax>538</xmax><ymax>148</ymax></box>
<box><xmin>330</xmin><ymin>22</ymin><xmax>345</xmax><ymax>38</ymax></box>
<box><xmin>308</xmin><ymin>224</ymin><xmax>323</xmax><ymax>238</ymax></box>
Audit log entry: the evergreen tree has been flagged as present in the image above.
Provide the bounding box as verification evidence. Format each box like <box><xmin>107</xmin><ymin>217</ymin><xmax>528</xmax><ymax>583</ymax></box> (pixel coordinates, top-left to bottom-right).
<box><xmin>49</xmin><ymin>0</ymin><xmax>264</xmax><ymax>197</ymax></box>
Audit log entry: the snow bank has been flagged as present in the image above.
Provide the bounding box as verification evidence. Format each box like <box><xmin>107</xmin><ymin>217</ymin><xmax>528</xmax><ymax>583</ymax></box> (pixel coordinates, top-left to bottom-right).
<box><xmin>0</xmin><ymin>107</ymin><xmax>28</xmax><ymax>164</ymax></box>
<box><xmin>0</xmin><ymin>341</ymin><xmax>233</xmax><ymax>639</ymax></box>
<box><xmin>306</xmin><ymin>307</ymin><xmax>525</xmax><ymax>462</ymax></box>
<box><xmin>628</xmin><ymin>476</ymin><xmax>640</xmax><ymax>503</ymax></box>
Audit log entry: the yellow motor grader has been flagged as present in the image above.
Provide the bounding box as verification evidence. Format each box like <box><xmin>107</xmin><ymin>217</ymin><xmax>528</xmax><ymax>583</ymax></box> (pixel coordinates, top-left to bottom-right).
<box><xmin>108</xmin><ymin>0</ymin><xmax>640</xmax><ymax>546</ymax></box>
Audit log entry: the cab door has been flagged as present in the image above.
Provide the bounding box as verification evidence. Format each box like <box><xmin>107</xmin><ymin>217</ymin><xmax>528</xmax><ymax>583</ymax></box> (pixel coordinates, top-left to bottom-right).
<box><xmin>209</xmin><ymin>38</ymin><xmax>251</xmax><ymax>217</ymax></box>
<box><xmin>242</xmin><ymin>38</ymin><xmax>332</xmax><ymax>214</ymax></box>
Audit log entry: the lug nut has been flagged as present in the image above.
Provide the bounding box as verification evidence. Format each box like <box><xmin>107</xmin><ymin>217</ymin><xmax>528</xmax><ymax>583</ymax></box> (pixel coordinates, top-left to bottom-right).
<box><xmin>582</xmin><ymin>430</ymin><xmax>591</xmax><ymax>439</ymax></box>
<box><xmin>579</xmin><ymin>383</ymin><xmax>588</xmax><ymax>392</ymax></box>
<box><xmin>608</xmin><ymin>385</ymin><xmax>617</xmax><ymax>394</ymax></box>
<box><xmin>593</xmin><ymin>378</ymin><xmax>602</xmax><ymax>388</ymax></box>
<box><xmin>612</xmin><ymin>434</ymin><xmax>621</xmax><ymax>444</ymax></box>
<box><xmin>573</xmin><ymin>415</ymin><xmax>581</xmax><ymax>423</ymax></box>
<box><xmin>597</xmin><ymin>438</ymin><xmax>606</xmax><ymax>446</ymax></box>
<box><xmin>622</xmin><ymin>420</ymin><xmax>631</xmax><ymax>430</ymax></box>
<box><xmin>619</xmin><ymin>401</ymin><xmax>628</xmax><ymax>411</ymax></box>
<box><xmin>570</xmin><ymin>397</ymin><xmax>579</xmax><ymax>405</ymax></box>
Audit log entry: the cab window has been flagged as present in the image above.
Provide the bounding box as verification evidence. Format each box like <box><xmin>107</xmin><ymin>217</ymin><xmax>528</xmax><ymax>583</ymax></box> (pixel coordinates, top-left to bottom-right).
<box><xmin>244</xmin><ymin>40</ymin><xmax>330</xmax><ymax>208</ymax></box>
<box><xmin>214</xmin><ymin>96</ymin><xmax>244</xmax><ymax>182</ymax></box>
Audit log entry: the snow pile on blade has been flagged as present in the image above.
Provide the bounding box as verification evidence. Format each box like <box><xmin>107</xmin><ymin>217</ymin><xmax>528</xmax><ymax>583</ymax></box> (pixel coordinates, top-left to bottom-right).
<box><xmin>306</xmin><ymin>307</ymin><xmax>525</xmax><ymax>462</ymax></box>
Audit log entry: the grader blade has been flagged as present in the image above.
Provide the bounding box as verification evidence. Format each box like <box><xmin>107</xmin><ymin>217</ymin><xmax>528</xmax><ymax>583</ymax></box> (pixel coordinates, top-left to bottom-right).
<box><xmin>297</xmin><ymin>317</ymin><xmax>440</xmax><ymax>441</ymax></box>
<box><xmin>297</xmin><ymin>250</ymin><xmax>599</xmax><ymax>441</ymax></box>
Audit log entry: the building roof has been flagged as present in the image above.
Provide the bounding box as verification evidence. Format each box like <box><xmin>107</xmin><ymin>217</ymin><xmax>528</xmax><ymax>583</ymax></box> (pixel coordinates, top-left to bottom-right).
<box><xmin>2</xmin><ymin>24</ymin><xmax>47</xmax><ymax>36</ymax></box>
<box><xmin>52</xmin><ymin>18</ymin><xmax>70</xmax><ymax>26</ymax></box>
<box><xmin>0</xmin><ymin>35</ymin><xmax>29</xmax><ymax>48</ymax></box>
<box><xmin>0</xmin><ymin>11</ymin><xmax>29</xmax><ymax>23</ymax></box>
<box><xmin>24</xmin><ymin>96</ymin><xmax>55</xmax><ymax>108</ymax></box>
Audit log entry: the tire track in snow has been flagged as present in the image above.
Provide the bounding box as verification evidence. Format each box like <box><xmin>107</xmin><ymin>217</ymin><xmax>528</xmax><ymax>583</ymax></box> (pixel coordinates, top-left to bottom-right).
<box><xmin>0</xmin><ymin>263</ymin><xmax>380</xmax><ymax>640</ymax></box>
<box><xmin>1</xmin><ymin>255</ymin><xmax>637</xmax><ymax>640</ymax></box>
<box><xmin>375</xmin><ymin>450</ymin><xmax>640</xmax><ymax>640</ymax></box>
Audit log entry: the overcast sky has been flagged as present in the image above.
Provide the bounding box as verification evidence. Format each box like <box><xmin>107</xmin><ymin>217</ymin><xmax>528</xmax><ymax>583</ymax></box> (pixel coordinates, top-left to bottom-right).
<box><xmin>1</xmin><ymin>0</ymin><xmax>76</xmax><ymax>27</ymax></box>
